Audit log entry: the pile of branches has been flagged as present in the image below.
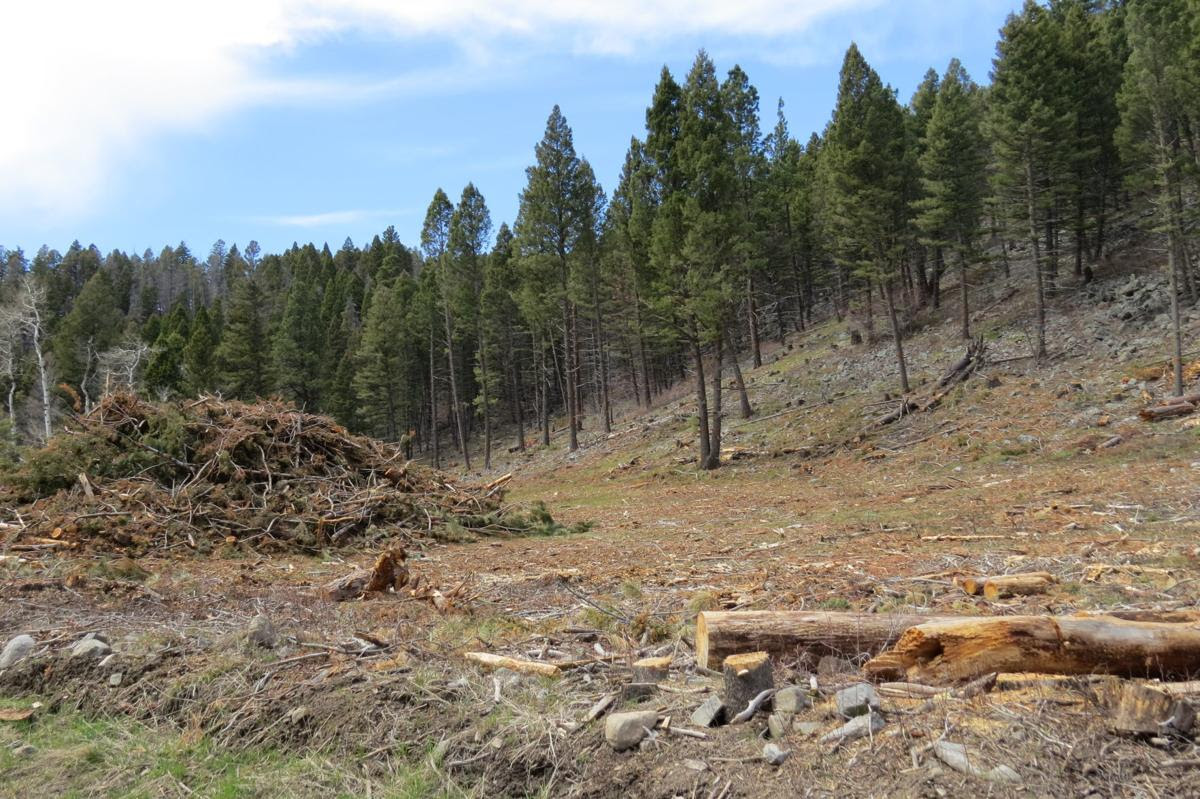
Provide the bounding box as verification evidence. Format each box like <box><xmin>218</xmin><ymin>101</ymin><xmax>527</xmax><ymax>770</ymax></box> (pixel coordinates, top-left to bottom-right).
<box><xmin>0</xmin><ymin>393</ymin><xmax>563</xmax><ymax>554</ymax></box>
<box><xmin>876</xmin><ymin>338</ymin><xmax>986</xmax><ymax>426</ymax></box>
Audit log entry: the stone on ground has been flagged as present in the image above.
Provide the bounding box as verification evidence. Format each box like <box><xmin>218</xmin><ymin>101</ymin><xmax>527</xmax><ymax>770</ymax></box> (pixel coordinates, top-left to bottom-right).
<box><xmin>835</xmin><ymin>683</ymin><xmax>880</xmax><ymax>718</ymax></box>
<box><xmin>774</xmin><ymin>685</ymin><xmax>811</xmax><ymax>714</ymax></box>
<box><xmin>763</xmin><ymin>742</ymin><xmax>790</xmax><ymax>766</ymax></box>
<box><xmin>690</xmin><ymin>696</ymin><xmax>725</xmax><ymax>727</ymax></box>
<box><xmin>0</xmin><ymin>635</ymin><xmax>35</xmax><ymax>669</ymax></box>
<box><xmin>69</xmin><ymin>638</ymin><xmax>111</xmax><ymax>659</ymax></box>
<box><xmin>605</xmin><ymin>710</ymin><xmax>658</xmax><ymax>751</ymax></box>
<box><xmin>246</xmin><ymin>614</ymin><xmax>277</xmax><ymax>648</ymax></box>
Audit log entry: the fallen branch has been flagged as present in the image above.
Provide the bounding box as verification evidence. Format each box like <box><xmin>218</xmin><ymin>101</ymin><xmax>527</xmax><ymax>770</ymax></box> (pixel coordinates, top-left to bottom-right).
<box><xmin>463</xmin><ymin>652</ymin><xmax>561</xmax><ymax>678</ymax></box>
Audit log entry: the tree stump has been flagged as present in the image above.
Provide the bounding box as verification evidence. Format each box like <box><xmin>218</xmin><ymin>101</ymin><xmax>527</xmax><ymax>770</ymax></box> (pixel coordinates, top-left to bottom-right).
<box><xmin>1101</xmin><ymin>679</ymin><xmax>1196</xmax><ymax>736</ymax></box>
<box><xmin>632</xmin><ymin>656</ymin><xmax>672</xmax><ymax>683</ymax></box>
<box><xmin>723</xmin><ymin>651</ymin><xmax>774</xmax><ymax>720</ymax></box>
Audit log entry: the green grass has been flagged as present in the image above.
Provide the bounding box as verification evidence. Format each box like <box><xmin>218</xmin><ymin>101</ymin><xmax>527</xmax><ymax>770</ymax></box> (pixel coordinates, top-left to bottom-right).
<box><xmin>0</xmin><ymin>699</ymin><xmax>459</xmax><ymax>799</ymax></box>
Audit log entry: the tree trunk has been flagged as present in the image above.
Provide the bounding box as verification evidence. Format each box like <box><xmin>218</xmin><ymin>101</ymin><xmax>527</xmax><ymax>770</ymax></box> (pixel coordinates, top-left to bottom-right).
<box><xmin>958</xmin><ymin>247</ymin><xmax>971</xmax><ymax>340</ymax></box>
<box><xmin>561</xmin><ymin>262</ymin><xmax>578</xmax><ymax>452</ymax></box>
<box><xmin>479</xmin><ymin>326</ymin><xmax>492</xmax><ymax>471</ymax></box>
<box><xmin>695</xmin><ymin>610</ymin><xmax>960</xmax><ymax>670</ymax></box>
<box><xmin>865</xmin><ymin>615</ymin><xmax>1200</xmax><ymax>684</ymax></box>
<box><xmin>1025</xmin><ymin>159</ymin><xmax>1048</xmax><ymax>360</ymax></box>
<box><xmin>442</xmin><ymin>302</ymin><xmax>470</xmax><ymax>470</ymax></box>
<box><xmin>729</xmin><ymin>339</ymin><xmax>753</xmax><ymax>419</ymax></box>
<box><xmin>884</xmin><ymin>279</ymin><xmax>910</xmax><ymax>394</ymax></box>
<box><xmin>703</xmin><ymin>328</ymin><xmax>723</xmax><ymax>471</ymax></box>
<box><xmin>746</xmin><ymin>276</ymin><xmax>762</xmax><ymax>368</ymax></box>
<box><xmin>690</xmin><ymin>327</ymin><xmax>710</xmax><ymax>467</ymax></box>
<box><xmin>540</xmin><ymin>340</ymin><xmax>550</xmax><ymax>447</ymax></box>
<box><xmin>592</xmin><ymin>299</ymin><xmax>611</xmax><ymax>435</ymax></box>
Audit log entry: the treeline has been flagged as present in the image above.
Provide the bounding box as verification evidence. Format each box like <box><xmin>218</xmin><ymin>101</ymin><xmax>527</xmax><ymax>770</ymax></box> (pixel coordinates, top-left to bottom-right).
<box><xmin>0</xmin><ymin>0</ymin><xmax>1197</xmax><ymax>470</ymax></box>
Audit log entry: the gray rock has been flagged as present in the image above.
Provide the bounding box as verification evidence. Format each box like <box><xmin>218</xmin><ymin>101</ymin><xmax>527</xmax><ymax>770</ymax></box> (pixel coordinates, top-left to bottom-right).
<box><xmin>0</xmin><ymin>635</ymin><xmax>35</xmax><ymax>669</ymax></box>
<box><xmin>820</xmin><ymin>710</ymin><xmax>886</xmax><ymax>744</ymax></box>
<box><xmin>605</xmin><ymin>710</ymin><xmax>658</xmax><ymax>751</ymax></box>
<box><xmin>835</xmin><ymin>683</ymin><xmax>880</xmax><ymax>719</ymax></box>
<box><xmin>246</xmin><ymin>614</ymin><xmax>277</xmax><ymax>649</ymax></box>
<box><xmin>13</xmin><ymin>744</ymin><xmax>36</xmax><ymax>758</ymax></box>
<box><xmin>767</xmin><ymin>713</ymin><xmax>792</xmax><ymax>740</ymax></box>
<box><xmin>774</xmin><ymin>685</ymin><xmax>811</xmax><ymax>714</ymax></box>
<box><xmin>762</xmin><ymin>742</ymin><xmax>790</xmax><ymax>766</ymax></box>
<box><xmin>690</xmin><ymin>696</ymin><xmax>725</xmax><ymax>727</ymax></box>
<box><xmin>682</xmin><ymin>758</ymin><xmax>708</xmax><ymax>772</ymax></box>
<box><xmin>793</xmin><ymin>720</ymin><xmax>823</xmax><ymax>736</ymax></box>
<box><xmin>69</xmin><ymin>638</ymin><xmax>111</xmax><ymax>659</ymax></box>
<box><xmin>108</xmin><ymin>672</ymin><xmax>123</xmax><ymax>687</ymax></box>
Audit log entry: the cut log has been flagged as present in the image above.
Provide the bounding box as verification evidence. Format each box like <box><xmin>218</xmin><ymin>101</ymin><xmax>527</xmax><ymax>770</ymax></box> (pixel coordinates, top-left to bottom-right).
<box><xmin>321</xmin><ymin>549</ymin><xmax>408</xmax><ymax>601</ymax></box>
<box><xmin>695</xmin><ymin>611</ymin><xmax>959</xmax><ymax>670</ymax></box>
<box><xmin>980</xmin><ymin>572</ymin><xmax>1056</xmax><ymax>600</ymax></box>
<box><xmin>1140</xmin><ymin>402</ymin><xmax>1196</xmax><ymax>421</ymax></box>
<box><xmin>463</xmin><ymin>652</ymin><xmax>561</xmax><ymax>678</ymax></box>
<box><xmin>722</xmin><ymin>651</ymin><xmax>774</xmax><ymax>721</ymax></box>
<box><xmin>632</xmin><ymin>656</ymin><xmax>672</xmax><ymax>683</ymax></box>
<box><xmin>865</xmin><ymin>615</ymin><xmax>1200</xmax><ymax>683</ymax></box>
<box><xmin>1100</xmin><ymin>678</ymin><xmax>1196</xmax><ymax>736</ymax></box>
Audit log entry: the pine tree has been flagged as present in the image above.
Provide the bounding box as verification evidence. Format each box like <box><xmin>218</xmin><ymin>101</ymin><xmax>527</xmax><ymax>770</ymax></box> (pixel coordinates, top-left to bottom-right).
<box><xmin>215</xmin><ymin>277</ymin><xmax>269</xmax><ymax>398</ymax></box>
<box><xmin>423</xmin><ymin>188</ymin><xmax>470</xmax><ymax>468</ymax></box>
<box><xmin>1118</xmin><ymin>0</ymin><xmax>1193</xmax><ymax>395</ymax></box>
<box><xmin>272</xmin><ymin>267</ymin><xmax>324</xmax><ymax>409</ymax></box>
<box><xmin>182</xmin><ymin>305</ymin><xmax>218</xmax><ymax>394</ymax></box>
<box><xmin>52</xmin><ymin>268</ymin><xmax>123</xmax><ymax>409</ymax></box>
<box><xmin>447</xmin><ymin>183</ymin><xmax>492</xmax><ymax>467</ymax></box>
<box><xmin>515</xmin><ymin>105</ymin><xmax>592</xmax><ymax>453</ymax></box>
<box><xmin>916</xmin><ymin>59</ymin><xmax>987</xmax><ymax>339</ymax></box>
<box><xmin>825</xmin><ymin>44</ymin><xmax>912</xmax><ymax>392</ymax></box>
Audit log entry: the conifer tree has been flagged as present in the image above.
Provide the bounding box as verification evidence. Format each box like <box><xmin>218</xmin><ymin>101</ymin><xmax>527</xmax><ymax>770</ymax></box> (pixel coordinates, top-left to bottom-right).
<box><xmin>916</xmin><ymin>59</ymin><xmax>987</xmax><ymax>339</ymax></box>
<box><xmin>182</xmin><ymin>304</ymin><xmax>218</xmax><ymax>394</ymax></box>
<box><xmin>423</xmin><ymin>189</ymin><xmax>470</xmax><ymax>468</ymax></box>
<box><xmin>215</xmin><ymin>277</ymin><xmax>269</xmax><ymax>398</ymax></box>
<box><xmin>825</xmin><ymin>44</ymin><xmax>912</xmax><ymax>392</ymax></box>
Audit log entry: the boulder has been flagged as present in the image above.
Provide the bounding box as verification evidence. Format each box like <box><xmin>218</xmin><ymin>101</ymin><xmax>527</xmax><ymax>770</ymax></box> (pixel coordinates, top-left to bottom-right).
<box><xmin>0</xmin><ymin>635</ymin><xmax>35</xmax><ymax>669</ymax></box>
<box><xmin>605</xmin><ymin>710</ymin><xmax>658</xmax><ymax>751</ymax></box>
<box><xmin>70</xmin><ymin>638</ymin><xmax>111</xmax><ymax>659</ymax></box>
<box><xmin>762</xmin><ymin>742</ymin><xmax>790</xmax><ymax>766</ymax></box>
<box><xmin>690</xmin><ymin>696</ymin><xmax>725</xmax><ymax>728</ymax></box>
<box><xmin>774</xmin><ymin>685</ymin><xmax>811</xmax><ymax>714</ymax></box>
<box><xmin>835</xmin><ymin>683</ymin><xmax>880</xmax><ymax>719</ymax></box>
<box><xmin>246</xmin><ymin>614</ymin><xmax>277</xmax><ymax>649</ymax></box>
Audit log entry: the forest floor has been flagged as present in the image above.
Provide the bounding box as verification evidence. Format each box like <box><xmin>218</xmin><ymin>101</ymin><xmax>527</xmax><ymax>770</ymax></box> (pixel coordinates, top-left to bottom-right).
<box><xmin>2</xmin><ymin>246</ymin><xmax>1200</xmax><ymax>798</ymax></box>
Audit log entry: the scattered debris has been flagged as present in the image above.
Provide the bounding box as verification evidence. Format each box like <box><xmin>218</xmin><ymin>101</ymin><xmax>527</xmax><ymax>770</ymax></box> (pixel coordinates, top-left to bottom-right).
<box><xmin>932</xmin><ymin>740</ymin><xmax>1020</xmax><ymax>783</ymax></box>
<box><xmin>321</xmin><ymin>550</ymin><xmax>408</xmax><ymax>601</ymax></box>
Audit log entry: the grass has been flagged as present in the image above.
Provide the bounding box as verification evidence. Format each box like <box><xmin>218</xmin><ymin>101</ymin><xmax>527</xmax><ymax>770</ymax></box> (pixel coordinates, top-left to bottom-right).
<box><xmin>0</xmin><ymin>698</ymin><xmax>459</xmax><ymax>798</ymax></box>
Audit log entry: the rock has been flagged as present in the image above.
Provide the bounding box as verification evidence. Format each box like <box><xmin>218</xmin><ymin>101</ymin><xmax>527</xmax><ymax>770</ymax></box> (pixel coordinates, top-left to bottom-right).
<box><xmin>774</xmin><ymin>685</ymin><xmax>811</xmax><ymax>714</ymax></box>
<box><xmin>69</xmin><ymin>638</ymin><xmax>111</xmax><ymax>659</ymax></box>
<box><xmin>98</xmin><ymin>654</ymin><xmax>118</xmax><ymax>669</ymax></box>
<box><xmin>793</xmin><ymin>720</ymin><xmax>823</xmax><ymax>736</ymax></box>
<box><xmin>13</xmin><ymin>744</ymin><xmax>36</xmax><ymax>758</ymax></box>
<box><xmin>821</xmin><ymin>710</ymin><xmax>886</xmax><ymax>744</ymax></box>
<box><xmin>682</xmin><ymin>758</ymin><xmax>708</xmax><ymax>772</ymax></box>
<box><xmin>767</xmin><ymin>713</ymin><xmax>792</xmax><ymax>740</ymax></box>
<box><xmin>108</xmin><ymin>672</ymin><xmax>123</xmax><ymax>687</ymax></box>
<box><xmin>817</xmin><ymin>655</ymin><xmax>856</xmax><ymax>677</ymax></box>
<box><xmin>0</xmin><ymin>635</ymin><xmax>35</xmax><ymax>669</ymax></box>
<box><xmin>605</xmin><ymin>710</ymin><xmax>658</xmax><ymax>751</ymax></box>
<box><xmin>690</xmin><ymin>696</ymin><xmax>725</xmax><ymax>727</ymax></box>
<box><xmin>836</xmin><ymin>683</ymin><xmax>880</xmax><ymax>719</ymax></box>
<box><xmin>621</xmin><ymin>682</ymin><xmax>657</xmax><ymax>702</ymax></box>
<box><xmin>762</xmin><ymin>742</ymin><xmax>790</xmax><ymax>766</ymax></box>
<box><xmin>246</xmin><ymin>614</ymin><xmax>277</xmax><ymax>649</ymax></box>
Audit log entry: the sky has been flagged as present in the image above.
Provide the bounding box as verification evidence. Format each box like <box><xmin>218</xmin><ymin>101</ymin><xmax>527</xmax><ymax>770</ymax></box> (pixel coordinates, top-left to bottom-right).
<box><xmin>0</xmin><ymin>0</ymin><xmax>1024</xmax><ymax>260</ymax></box>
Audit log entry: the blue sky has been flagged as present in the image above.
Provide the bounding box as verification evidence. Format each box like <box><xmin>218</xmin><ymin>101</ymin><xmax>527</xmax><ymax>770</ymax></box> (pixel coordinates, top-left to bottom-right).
<box><xmin>1</xmin><ymin>1</ymin><xmax>1022</xmax><ymax>259</ymax></box>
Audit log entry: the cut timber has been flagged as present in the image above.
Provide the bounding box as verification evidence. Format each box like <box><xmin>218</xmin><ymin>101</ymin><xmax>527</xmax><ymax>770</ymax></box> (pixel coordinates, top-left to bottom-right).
<box><xmin>1140</xmin><ymin>396</ymin><xmax>1199</xmax><ymax>421</ymax></box>
<box><xmin>463</xmin><ymin>652</ymin><xmax>561</xmax><ymax>678</ymax></box>
<box><xmin>632</xmin><ymin>656</ymin><xmax>672</xmax><ymax>683</ymax></box>
<box><xmin>695</xmin><ymin>611</ymin><xmax>959</xmax><ymax>670</ymax></box>
<box><xmin>865</xmin><ymin>615</ymin><xmax>1200</xmax><ymax>683</ymax></box>
<box><xmin>321</xmin><ymin>549</ymin><xmax>408</xmax><ymax>601</ymax></box>
<box><xmin>1100</xmin><ymin>678</ymin><xmax>1196</xmax><ymax>735</ymax></box>
<box><xmin>981</xmin><ymin>572</ymin><xmax>1056</xmax><ymax>600</ymax></box>
<box><xmin>723</xmin><ymin>652</ymin><xmax>774</xmax><ymax>721</ymax></box>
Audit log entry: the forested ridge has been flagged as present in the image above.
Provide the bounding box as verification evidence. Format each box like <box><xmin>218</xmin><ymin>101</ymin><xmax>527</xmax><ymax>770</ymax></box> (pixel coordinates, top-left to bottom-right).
<box><xmin>1</xmin><ymin>0</ymin><xmax>1198</xmax><ymax>471</ymax></box>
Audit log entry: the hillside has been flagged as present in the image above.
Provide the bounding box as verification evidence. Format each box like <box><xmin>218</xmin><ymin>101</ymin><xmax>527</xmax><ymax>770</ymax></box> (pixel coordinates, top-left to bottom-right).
<box><xmin>1</xmin><ymin>241</ymin><xmax>1198</xmax><ymax>798</ymax></box>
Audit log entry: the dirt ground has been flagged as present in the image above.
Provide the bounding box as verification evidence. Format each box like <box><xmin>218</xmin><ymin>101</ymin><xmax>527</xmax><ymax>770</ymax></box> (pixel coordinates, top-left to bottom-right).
<box><xmin>2</xmin><ymin>256</ymin><xmax>1200</xmax><ymax>798</ymax></box>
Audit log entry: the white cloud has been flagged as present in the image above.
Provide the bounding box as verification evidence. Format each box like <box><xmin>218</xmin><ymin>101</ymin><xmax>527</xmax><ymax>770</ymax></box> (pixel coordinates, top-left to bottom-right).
<box><xmin>256</xmin><ymin>208</ymin><xmax>413</xmax><ymax>227</ymax></box>
<box><xmin>0</xmin><ymin>0</ymin><xmax>876</xmax><ymax>222</ymax></box>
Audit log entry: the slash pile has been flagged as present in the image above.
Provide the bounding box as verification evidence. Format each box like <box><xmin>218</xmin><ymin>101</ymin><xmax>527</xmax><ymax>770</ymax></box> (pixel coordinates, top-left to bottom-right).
<box><xmin>0</xmin><ymin>393</ymin><xmax>564</xmax><ymax>555</ymax></box>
